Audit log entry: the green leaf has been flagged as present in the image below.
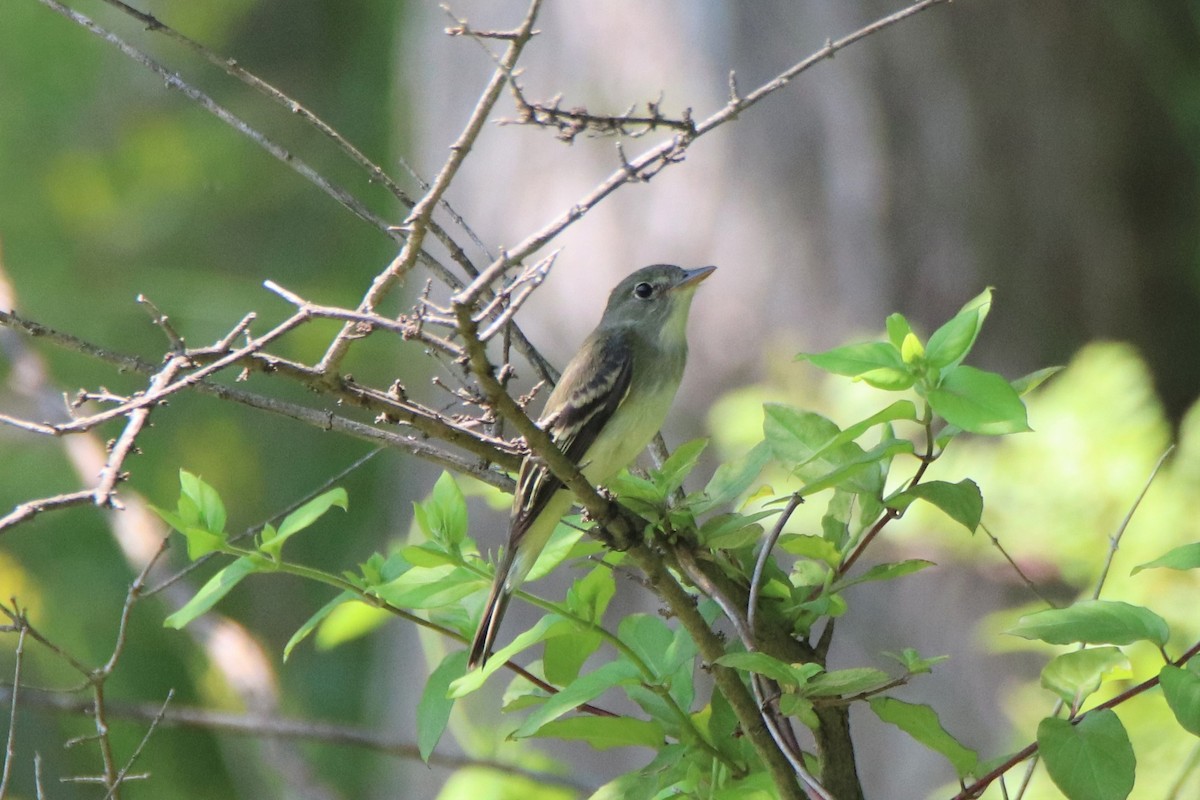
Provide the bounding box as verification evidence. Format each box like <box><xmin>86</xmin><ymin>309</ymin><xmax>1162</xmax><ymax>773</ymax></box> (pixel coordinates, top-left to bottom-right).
<box><xmin>698</xmin><ymin>512</ymin><xmax>767</xmax><ymax>550</ymax></box>
<box><xmin>887</xmin><ymin>479</ymin><xmax>983</xmax><ymax>532</ymax></box>
<box><xmin>924</xmin><ymin>287</ymin><xmax>991</xmax><ymax>369</ymax></box>
<box><xmin>314</xmin><ymin>600</ymin><xmax>391</xmax><ymax>650</ymax></box>
<box><xmin>530</xmin><ymin>717</ymin><xmax>665</xmax><ymax>750</ymax></box>
<box><xmin>1132</xmin><ymin>542</ymin><xmax>1200</xmax><ymax>575</ymax></box>
<box><xmin>164</xmin><ymin>556</ymin><xmax>260</xmax><ymax>629</ymax></box>
<box><xmin>1041</xmin><ymin>647</ymin><xmax>1130</xmax><ymax>706</ymax></box>
<box><xmin>778</xmin><ymin>694</ymin><xmax>820</xmax><ymax>730</ymax></box>
<box><xmin>818</xmin><ymin>491</ymin><xmax>852</xmax><ymax>549</ymax></box>
<box><xmin>564</xmin><ymin>563</ymin><xmax>616</xmax><ymax>622</ymax></box>
<box><xmin>834</xmin><ymin>559</ymin><xmax>935</xmax><ymax>592</ymax></box>
<box><xmin>399</xmin><ymin>543</ymin><xmax>458</xmax><ymax>568</ymax></box>
<box><xmin>714</xmin><ymin>652</ymin><xmax>820</xmax><ymax>689</ymax></box>
<box><xmin>1160</xmin><ymin>665</ymin><xmax>1200</xmax><ymax>737</ymax></box>
<box><xmin>179</xmin><ymin>470</ymin><xmax>226</xmax><ymax>535</ymax></box>
<box><xmin>524</xmin><ymin>522</ymin><xmax>587</xmax><ymax>582</ymax></box>
<box><xmin>1038</xmin><ymin>710</ymin><xmax>1135</xmax><ymax>800</ymax></box>
<box><xmin>926</xmin><ymin>366</ymin><xmax>1030</xmax><ymax>435</ymax></box>
<box><xmin>278</xmin><ymin>487</ymin><xmax>348</xmax><ymax>538</ymax></box>
<box><xmin>1009</xmin><ymin>600</ymin><xmax>1170</xmax><ymax>647</ymax></box>
<box><xmin>375</xmin><ymin>565</ymin><xmax>482</xmax><ymax>610</ymax></box>
<box><xmin>798</xmin><ymin>341</ymin><xmax>906</xmax><ymax>378</ymax></box>
<box><xmin>655</xmin><ymin>438</ymin><xmax>708</xmax><ymax>494</ymax></box>
<box><xmin>763</xmin><ymin>404</ymin><xmax>841</xmax><ymax>465</ymax></box>
<box><xmin>1012</xmin><ymin>366</ymin><xmax>1062</xmax><ymax>396</ymax></box>
<box><xmin>260</xmin><ymin>487</ymin><xmax>348</xmax><ymax>560</ymax></box>
<box><xmin>618</xmin><ymin>614</ymin><xmax>675</xmax><ymax>677</ymax></box>
<box><xmin>697</xmin><ymin>441</ymin><xmax>772</xmax><ymax>513</ymax></box>
<box><xmin>804</xmin><ymin>667</ymin><xmax>891</xmax><ymax>698</ymax></box>
<box><xmin>544</xmin><ymin>630</ymin><xmax>603</xmax><ymax>686</ymax></box>
<box><xmin>283</xmin><ymin>590</ymin><xmax>354</xmax><ymax>660</ymax></box>
<box><xmin>858</xmin><ymin>367</ymin><xmax>918</xmax><ymax>391</ymax></box>
<box><xmin>418</xmin><ymin>650</ymin><xmax>467</xmax><ymax>762</ymax></box>
<box><xmin>180</xmin><ymin>526</ymin><xmax>227</xmax><ymax>561</ymax></box>
<box><xmin>869</xmin><ymin>697</ymin><xmax>978</xmax><ymax>778</ymax></box>
<box><xmin>886</xmin><ymin>313</ymin><xmax>913</xmax><ymax>350</ymax></box>
<box><xmin>608</xmin><ymin>472</ymin><xmax>665</xmax><ymax>512</ymax></box>
<box><xmin>778</xmin><ymin>534</ymin><xmax>841</xmax><ymax>567</ymax></box>
<box><xmin>882</xmin><ymin>647</ymin><xmax>949</xmax><ymax>675</ymax></box>
<box><xmin>450</xmin><ymin>615</ymin><xmax>575</xmax><ymax>695</ymax></box>
<box><xmin>797</xmin><ymin>438</ymin><xmax>909</xmax><ymax>498</ymax></box>
<box><xmin>512</xmin><ymin>659</ymin><xmax>642</xmax><ymax>739</ymax></box>
<box><xmin>424</xmin><ymin>472</ymin><xmax>468</xmax><ymax>546</ymax></box>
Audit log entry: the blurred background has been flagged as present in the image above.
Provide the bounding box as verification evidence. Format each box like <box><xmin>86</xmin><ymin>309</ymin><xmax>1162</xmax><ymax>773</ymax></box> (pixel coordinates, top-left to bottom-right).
<box><xmin>1</xmin><ymin>0</ymin><xmax>1199</xmax><ymax>797</ymax></box>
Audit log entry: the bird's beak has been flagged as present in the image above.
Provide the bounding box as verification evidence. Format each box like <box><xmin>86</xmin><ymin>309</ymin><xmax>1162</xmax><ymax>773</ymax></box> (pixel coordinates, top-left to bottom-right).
<box><xmin>672</xmin><ymin>265</ymin><xmax>717</xmax><ymax>291</ymax></box>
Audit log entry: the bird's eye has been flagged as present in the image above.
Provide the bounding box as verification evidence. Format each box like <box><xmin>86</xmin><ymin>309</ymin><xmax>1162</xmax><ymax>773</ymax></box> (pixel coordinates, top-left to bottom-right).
<box><xmin>633</xmin><ymin>282</ymin><xmax>654</xmax><ymax>299</ymax></box>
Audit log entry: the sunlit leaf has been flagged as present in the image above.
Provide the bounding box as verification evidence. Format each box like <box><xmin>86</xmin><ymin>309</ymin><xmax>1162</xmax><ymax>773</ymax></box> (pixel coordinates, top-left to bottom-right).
<box><xmin>927</xmin><ymin>366</ymin><xmax>1030</xmax><ymax>435</ymax></box>
<box><xmin>1132</xmin><ymin>542</ymin><xmax>1200</xmax><ymax>575</ymax></box>
<box><xmin>1009</xmin><ymin>601</ymin><xmax>1169</xmax><ymax>647</ymax></box>
<box><xmin>418</xmin><ymin>650</ymin><xmax>467</xmax><ymax>762</ymax></box>
<box><xmin>1041</xmin><ymin>647</ymin><xmax>1130</xmax><ymax>706</ymax></box>
<box><xmin>260</xmin><ymin>487</ymin><xmax>347</xmax><ymax>560</ymax></box>
<box><xmin>887</xmin><ymin>479</ymin><xmax>983</xmax><ymax>532</ymax></box>
<box><xmin>512</xmin><ymin>660</ymin><xmax>642</xmax><ymax>739</ymax></box>
<box><xmin>1039</xmin><ymin>710</ymin><xmax>1135</xmax><ymax>800</ymax></box>
<box><xmin>284</xmin><ymin>590</ymin><xmax>354</xmax><ymax>660</ymax></box>
<box><xmin>869</xmin><ymin>697</ymin><xmax>978</xmax><ymax>778</ymax></box>
<box><xmin>164</xmin><ymin>556</ymin><xmax>261</xmax><ymax>629</ymax></box>
<box><xmin>697</xmin><ymin>441</ymin><xmax>772</xmax><ymax>514</ymax></box>
<box><xmin>1160</xmin><ymin>665</ymin><xmax>1200</xmax><ymax>737</ymax></box>
<box><xmin>924</xmin><ymin>287</ymin><xmax>991</xmax><ymax>369</ymax></box>
<box><xmin>530</xmin><ymin>717</ymin><xmax>665</xmax><ymax>750</ymax></box>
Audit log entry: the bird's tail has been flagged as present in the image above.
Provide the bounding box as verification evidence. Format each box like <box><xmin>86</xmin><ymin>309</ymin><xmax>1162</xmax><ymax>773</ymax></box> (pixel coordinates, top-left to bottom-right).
<box><xmin>468</xmin><ymin>548</ymin><xmax>516</xmax><ymax>669</ymax></box>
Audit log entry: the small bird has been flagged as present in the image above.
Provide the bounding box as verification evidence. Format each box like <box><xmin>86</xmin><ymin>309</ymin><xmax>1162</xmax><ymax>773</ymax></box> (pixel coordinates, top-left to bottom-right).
<box><xmin>468</xmin><ymin>264</ymin><xmax>716</xmax><ymax>668</ymax></box>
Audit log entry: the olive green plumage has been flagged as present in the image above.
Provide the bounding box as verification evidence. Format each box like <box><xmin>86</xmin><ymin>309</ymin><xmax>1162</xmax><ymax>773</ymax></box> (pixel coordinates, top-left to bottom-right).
<box><xmin>469</xmin><ymin>264</ymin><xmax>715</xmax><ymax>668</ymax></box>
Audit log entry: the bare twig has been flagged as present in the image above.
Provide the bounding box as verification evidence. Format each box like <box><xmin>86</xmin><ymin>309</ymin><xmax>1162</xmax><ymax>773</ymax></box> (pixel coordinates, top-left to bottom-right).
<box><xmin>317</xmin><ymin>0</ymin><xmax>545</xmax><ymax>375</ymax></box>
<box><xmin>748</xmin><ymin>494</ymin><xmax>803</xmax><ymax>636</ymax></box>
<box><xmin>93</xmin><ymin>355</ymin><xmax>189</xmax><ymax>509</ymax></box>
<box><xmin>0</xmin><ymin>687</ymin><xmax>591</xmax><ymax>791</ymax></box>
<box><xmin>94</xmin><ymin>0</ymin><xmax>490</xmax><ymax>273</ymax></box>
<box><xmin>974</xmin><ymin>522</ymin><xmax>1058</xmax><ymax>607</ymax></box>
<box><xmin>31</xmin><ymin>0</ymin><xmax>403</xmax><ymax>247</ymax></box>
<box><xmin>1092</xmin><ymin>444</ymin><xmax>1174</xmax><ymax>600</ymax></box>
<box><xmin>101</xmin><ymin>690</ymin><xmax>174</xmax><ymax>800</ymax></box>
<box><xmin>465</xmin><ymin>0</ymin><xmax>950</xmax><ymax>298</ymax></box>
<box><xmin>0</xmin><ymin>623</ymin><xmax>27</xmax><ymax>797</ymax></box>
<box><xmin>0</xmin><ymin>490</ymin><xmax>96</xmax><ymax>533</ymax></box>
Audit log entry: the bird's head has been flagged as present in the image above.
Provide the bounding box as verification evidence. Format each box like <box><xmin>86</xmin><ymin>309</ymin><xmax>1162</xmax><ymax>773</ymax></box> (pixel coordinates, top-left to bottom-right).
<box><xmin>600</xmin><ymin>264</ymin><xmax>716</xmax><ymax>343</ymax></box>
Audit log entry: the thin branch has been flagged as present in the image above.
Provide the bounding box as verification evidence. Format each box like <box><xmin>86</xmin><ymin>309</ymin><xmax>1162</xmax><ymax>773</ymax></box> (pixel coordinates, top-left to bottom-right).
<box><xmin>0</xmin><ymin>623</ymin><xmax>26</xmax><ymax>797</ymax></box>
<box><xmin>462</xmin><ymin>0</ymin><xmax>950</xmax><ymax>299</ymax></box>
<box><xmin>146</xmin><ymin>448</ymin><xmax>383</xmax><ymax>596</ymax></box>
<box><xmin>978</xmin><ymin>523</ymin><xmax>1058</xmax><ymax>607</ymax></box>
<box><xmin>317</xmin><ymin>0</ymin><xmax>545</xmax><ymax>375</ymax></box>
<box><xmin>31</xmin><ymin>0</ymin><xmax>402</xmax><ymax>246</ymax></box>
<box><xmin>1092</xmin><ymin>444</ymin><xmax>1174</xmax><ymax>600</ymax></box>
<box><xmin>748</xmin><ymin>494</ymin><xmax>803</xmax><ymax>636</ymax></box>
<box><xmin>1012</xmin><ymin>444</ymin><xmax>1175</xmax><ymax>798</ymax></box>
<box><xmin>93</xmin><ymin>355</ymin><xmax>189</xmax><ymax>509</ymax></box>
<box><xmin>953</xmin><ymin>637</ymin><xmax>1200</xmax><ymax>799</ymax></box>
<box><xmin>101</xmin><ymin>690</ymin><xmax>174</xmax><ymax>800</ymax></box>
<box><xmin>0</xmin><ymin>688</ymin><xmax>591</xmax><ymax>792</ymax></box>
<box><xmin>0</xmin><ymin>307</ymin><xmax>519</xmax><ymax>488</ymax></box>
<box><xmin>94</xmin><ymin>0</ymin><xmax>489</xmax><ymax>274</ymax></box>
<box><xmin>0</xmin><ymin>490</ymin><xmax>96</xmax><ymax>534</ymax></box>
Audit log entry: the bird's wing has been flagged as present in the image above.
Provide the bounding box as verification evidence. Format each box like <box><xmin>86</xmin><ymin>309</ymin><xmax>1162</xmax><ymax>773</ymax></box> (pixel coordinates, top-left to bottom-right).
<box><xmin>510</xmin><ymin>329</ymin><xmax>634</xmax><ymax>544</ymax></box>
